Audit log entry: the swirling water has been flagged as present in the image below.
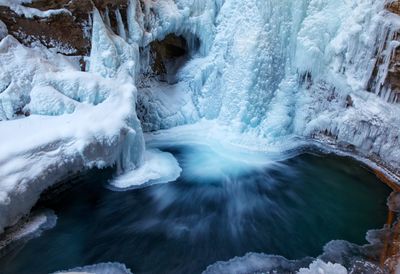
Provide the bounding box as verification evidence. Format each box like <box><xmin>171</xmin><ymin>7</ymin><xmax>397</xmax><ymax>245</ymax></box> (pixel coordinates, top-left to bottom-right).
<box><xmin>0</xmin><ymin>144</ymin><xmax>391</xmax><ymax>274</ymax></box>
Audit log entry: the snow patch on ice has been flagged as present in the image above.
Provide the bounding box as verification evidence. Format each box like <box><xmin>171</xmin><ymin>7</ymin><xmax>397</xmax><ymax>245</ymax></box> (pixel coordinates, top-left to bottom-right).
<box><xmin>110</xmin><ymin>149</ymin><xmax>181</xmax><ymax>190</ymax></box>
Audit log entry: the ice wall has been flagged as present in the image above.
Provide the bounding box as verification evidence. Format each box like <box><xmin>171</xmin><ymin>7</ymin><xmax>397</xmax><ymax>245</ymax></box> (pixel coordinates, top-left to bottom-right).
<box><xmin>132</xmin><ymin>0</ymin><xmax>400</xmax><ymax>171</ymax></box>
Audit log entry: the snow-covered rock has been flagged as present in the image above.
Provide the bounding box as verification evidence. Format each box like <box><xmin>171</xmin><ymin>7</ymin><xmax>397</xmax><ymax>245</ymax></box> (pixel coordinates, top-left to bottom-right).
<box><xmin>0</xmin><ymin>0</ymin><xmax>70</xmax><ymax>19</ymax></box>
<box><xmin>0</xmin><ymin>8</ymin><xmax>145</xmax><ymax>233</ymax></box>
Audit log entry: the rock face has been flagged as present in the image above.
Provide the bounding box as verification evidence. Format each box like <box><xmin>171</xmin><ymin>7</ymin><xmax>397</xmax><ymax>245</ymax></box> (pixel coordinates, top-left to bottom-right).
<box><xmin>150</xmin><ymin>34</ymin><xmax>188</xmax><ymax>76</ymax></box>
<box><xmin>385</xmin><ymin>2</ymin><xmax>400</xmax><ymax>103</ymax></box>
<box><xmin>0</xmin><ymin>0</ymin><xmax>128</xmax><ymax>57</ymax></box>
<box><xmin>367</xmin><ymin>1</ymin><xmax>400</xmax><ymax>103</ymax></box>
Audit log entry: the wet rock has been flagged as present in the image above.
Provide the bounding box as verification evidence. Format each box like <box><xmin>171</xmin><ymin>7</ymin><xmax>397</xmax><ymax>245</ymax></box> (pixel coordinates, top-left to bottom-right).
<box><xmin>150</xmin><ymin>34</ymin><xmax>189</xmax><ymax>75</ymax></box>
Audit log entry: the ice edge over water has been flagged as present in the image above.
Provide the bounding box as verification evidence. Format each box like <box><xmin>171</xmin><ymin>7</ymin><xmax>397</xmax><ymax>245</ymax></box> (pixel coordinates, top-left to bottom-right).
<box><xmin>109</xmin><ymin>149</ymin><xmax>182</xmax><ymax>190</ymax></box>
<box><xmin>53</xmin><ymin>262</ymin><xmax>133</xmax><ymax>274</ymax></box>
<box><xmin>0</xmin><ymin>210</ymin><xmax>57</xmax><ymax>252</ymax></box>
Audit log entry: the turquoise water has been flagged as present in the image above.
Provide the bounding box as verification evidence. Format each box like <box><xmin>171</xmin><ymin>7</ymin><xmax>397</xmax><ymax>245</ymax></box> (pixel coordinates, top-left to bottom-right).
<box><xmin>0</xmin><ymin>145</ymin><xmax>391</xmax><ymax>274</ymax></box>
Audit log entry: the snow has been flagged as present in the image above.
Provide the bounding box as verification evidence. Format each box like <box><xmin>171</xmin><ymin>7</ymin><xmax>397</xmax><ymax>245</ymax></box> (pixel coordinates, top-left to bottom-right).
<box><xmin>110</xmin><ymin>149</ymin><xmax>181</xmax><ymax>190</ymax></box>
<box><xmin>0</xmin><ymin>0</ymin><xmax>70</xmax><ymax>19</ymax></box>
<box><xmin>297</xmin><ymin>260</ymin><xmax>347</xmax><ymax>274</ymax></box>
<box><xmin>202</xmin><ymin>253</ymin><xmax>312</xmax><ymax>274</ymax></box>
<box><xmin>202</xmin><ymin>227</ymin><xmax>387</xmax><ymax>273</ymax></box>
<box><xmin>0</xmin><ymin>8</ymin><xmax>145</xmax><ymax>232</ymax></box>
<box><xmin>53</xmin><ymin>262</ymin><xmax>133</xmax><ymax>274</ymax></box>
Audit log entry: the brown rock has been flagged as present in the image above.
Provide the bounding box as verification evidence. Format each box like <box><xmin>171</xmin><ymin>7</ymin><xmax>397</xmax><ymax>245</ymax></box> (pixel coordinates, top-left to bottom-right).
<box><xmin>0</xmin><ymin>0</ymin><xmax>129</xmax><ymax>57</ymax></box>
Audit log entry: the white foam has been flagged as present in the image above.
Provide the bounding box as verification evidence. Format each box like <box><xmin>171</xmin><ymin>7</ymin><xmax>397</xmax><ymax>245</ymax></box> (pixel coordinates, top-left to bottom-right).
<box><xmin>146</xmin><ymin>121</ymin><xmax>298</xmax><ymax>182</ymax></box>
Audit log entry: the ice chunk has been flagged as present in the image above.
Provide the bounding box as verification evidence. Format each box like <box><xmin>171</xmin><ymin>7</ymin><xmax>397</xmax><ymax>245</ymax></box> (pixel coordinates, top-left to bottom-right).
<box><xmin>297</xmin><ymin>260</ymin><xmax>347</xmax><ymax>274</ymax></box>
<box><xmin>202</xmin><ymin>252</ymin><xmax>312</xmax><ymax>274</ymax></box>
<box><xmin>53</xmin><ymin>262</ymin><xmax>132</xmax><ymax>274</ymax></box>
<box><xmin>110</xmin><ymin>149</ymin><xmax>182</xmax><ymax>190</ymax></box>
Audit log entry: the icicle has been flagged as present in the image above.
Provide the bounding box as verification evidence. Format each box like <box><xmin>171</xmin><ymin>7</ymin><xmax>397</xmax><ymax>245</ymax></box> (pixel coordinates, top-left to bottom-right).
<box><xmin>127</xmin><ymin>0</ymin><xmax>143</xmax><ymax>44</ymax></box>
<box><xmin>103</xmin><ymin>7</ymin><xmax>112</xmax><ymax>29</ymax></box>
<box><xmin>115</xmin><ymin>8</ymin><xmax>127</xmax><ymax>40</ymax></box>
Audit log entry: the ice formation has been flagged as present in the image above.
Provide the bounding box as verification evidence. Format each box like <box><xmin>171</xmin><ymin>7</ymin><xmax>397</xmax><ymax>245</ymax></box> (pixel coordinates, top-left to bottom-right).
<box><xmin>202</xmin><ymin>253</ymin><xmax>312</xmax><ymax>274</ymax></box>
<box><xmin>0</xmin><ymin>0</ymin><xmax>399</xmax><ymax>262</ymax></box>
<box><xmin>202</xmin><ymin>230</ymin><xmax>389</xmax><ymax>273</ymax></box>
<box><xmin>0</xmin><ymin>210</ymin><xmax>56</xmax><ymax>251</ymax></box>
<box><xmin>135</xmin><ymin>0</ymin><xmax>400</xmax><ymax>172</ymax></box>
<box><xmin>110</xmin><ymin>149</ymin><xmax>181</xmax><ymax>189</ymax></box>
<box><xmin>202</xmin><ymin>253</ymin><xmax>346</xmax><ymax>274</ymax></box>
<box><xmin>0</xmin><ymin>9</ymin><xmax>145</xmax><ymax>232</ymax></box>
<box><xmin>297</xmin><ymin>260</ymin><xmax>348</xmax><ymax>274</ymax></box>
<box><xmin>53</xmin><ymin>262</ymin><xmax>133</xmax><ymax>274</ymax></box>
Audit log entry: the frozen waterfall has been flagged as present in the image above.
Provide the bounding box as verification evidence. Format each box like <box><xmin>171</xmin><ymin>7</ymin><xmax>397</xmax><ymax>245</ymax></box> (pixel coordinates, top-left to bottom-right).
<box><xmin>133</xmin><ymin>0</ymin><xmax>400</xmax><ymax>172</ymax></box>
<box><xmin>0</xmin><ymin>0</ymin><xmax>399</xmax><ymax>249</ymax></box>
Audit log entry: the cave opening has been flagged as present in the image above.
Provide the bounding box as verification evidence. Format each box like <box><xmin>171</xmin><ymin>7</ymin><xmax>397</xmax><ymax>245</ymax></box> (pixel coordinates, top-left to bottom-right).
<box><xmin>140</xmin><ymin>33</ymin><xmax>200</xmax><ymax>84</ymax></box>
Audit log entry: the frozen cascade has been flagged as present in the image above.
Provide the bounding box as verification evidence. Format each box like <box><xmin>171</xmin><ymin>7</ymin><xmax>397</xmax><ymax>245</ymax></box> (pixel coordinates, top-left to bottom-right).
<box><xmin>133</xmin><ymin>0</ymin><xmax>400</xmax><ymax>172</ymax></box>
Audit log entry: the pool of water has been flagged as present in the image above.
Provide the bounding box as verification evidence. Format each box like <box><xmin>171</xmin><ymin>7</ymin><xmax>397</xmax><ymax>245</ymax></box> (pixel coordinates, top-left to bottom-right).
<box><xmin>0</xmin><ymin>144</ymin><xmax>391</xmax><ymax>274</ymax></box>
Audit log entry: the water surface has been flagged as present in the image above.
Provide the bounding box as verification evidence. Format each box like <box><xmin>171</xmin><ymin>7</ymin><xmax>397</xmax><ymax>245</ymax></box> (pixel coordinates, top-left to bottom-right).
<box><xmin>0</xmin><ymin>145</ymin><xmax>391</xmax><ymax>274</ymax></box>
